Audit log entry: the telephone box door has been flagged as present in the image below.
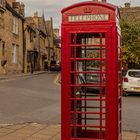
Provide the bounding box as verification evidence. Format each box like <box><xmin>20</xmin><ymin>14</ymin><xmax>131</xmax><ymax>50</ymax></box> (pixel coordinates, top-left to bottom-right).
<box><xmin>62</xmin><ymin>26</ymin><xmax>121</xmax><ymax>140</ymax></box>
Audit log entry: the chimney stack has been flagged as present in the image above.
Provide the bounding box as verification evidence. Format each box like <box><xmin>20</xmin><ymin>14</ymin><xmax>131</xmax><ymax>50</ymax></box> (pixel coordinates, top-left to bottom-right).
<box><xmin>12</xmin><ymin>2</ymin><xmax>20</xmax><ymax>13</ymax></box>
<box><xmin>102</xmin><ymin>0</ymin><xmax>106</xmax><ymax>2</ymax></box>
<box><xmin>20</xmin><ymin>2</ymin><xmax>25</xmax><ymax>16</ymax></box>
<box><xmin>6</xmin><ymin>0</ymin><xmax>16</xmax><ymax>6</ymax></box>
<box><xmin>34</xmin><ymin>11</ymin><xmax>38</xmax><ymax>17</ymax></box>
<box><xmin>124</xmin><ymin>2</ymin><xmax>131</xmax><ymax>8</ymax></box>
<box><xmin>92</xmin><ymin>0</ymin><xmax>107</xmax><ymax>2</ymax></box>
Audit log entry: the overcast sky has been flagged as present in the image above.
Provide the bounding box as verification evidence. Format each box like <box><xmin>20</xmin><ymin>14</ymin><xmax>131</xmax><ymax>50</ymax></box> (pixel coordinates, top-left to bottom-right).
<box><xmin>18</xmin><ymin>0</ymin><xmax>140</xmax><ymax>28</ymax></box>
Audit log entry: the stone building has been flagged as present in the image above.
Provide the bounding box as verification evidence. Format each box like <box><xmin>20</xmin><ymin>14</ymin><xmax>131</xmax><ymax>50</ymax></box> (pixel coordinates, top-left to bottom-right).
<box><xmin>53</xmin><ymin>28</ymin><xmax>59</xmax><ymax>37</ymax></box>
<box><xmin>0</xmin><ymin>0</ymin><xmax>24</xmax><ymax>74</ymax></box>
<box><xmin>45</xmin><ymin>17</ymin><xmax>54</xmax><ymax>64</ymax></box>
<box><xmin>25</xmin><ymin>12</ymin><xmax>48</xmax><ymax>72</ymax></box>
<box><xmin>53</xmin><ymin>28</ymin><xmax>61</xmax><ymax>63</ymax></box>
<box><xmin>120</xmin><ymin>3</ymin><xmax>140</xmax><ymax>20</ymax></box>
<box><xmin>45</xmin><ymin>18</ymin><xmax>61</xmax><ymax>67</ymax></box>
<box><xmin>0</xmin><ymin>0</ymin><xmax>61</xmax><ymax>74</ymax></box>
<box><xmin>23</xmin><ymin>23</ymin><xmax>36</xmax><ymax>73</ymax></box>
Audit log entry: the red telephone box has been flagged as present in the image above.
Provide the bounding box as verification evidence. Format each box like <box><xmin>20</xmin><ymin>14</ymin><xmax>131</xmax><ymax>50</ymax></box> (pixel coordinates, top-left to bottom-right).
<box><xmin>61</xmin><ymin>1</ymin><xmax>122</xmax><ymax>140</ymax></box>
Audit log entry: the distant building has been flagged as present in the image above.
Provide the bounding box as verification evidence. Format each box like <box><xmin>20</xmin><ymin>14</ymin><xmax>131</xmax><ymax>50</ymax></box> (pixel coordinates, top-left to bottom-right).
<box><xmin>45</xmin><ymin>17</ymin><xmax>54</xmax><ymax>64</ymax></box>
<box><xmin>46</xmin><ymin>17</ymin><xmax>61</xmax><ymax>69</ymax></box>
<box><xmin>23</xmin><ymin>23</ymin><xmax>36</xmax><ymax>73</ymax></box>
<box><xmin>25</xmin><ymin>12</ymin><xmax>48</xmax><ymax>72</ymax></box>
<box><xmin>120</xmin><ymin>3</ymin><xmax>140</xmax><ymax>20</ymax></box>
<box><xmin>53</xmin><ymin>28</ymin><xmax>61</xmax><ymax>63</ymax></box>
<box><xmin>0</xmin><ymin>0</ymin><xmax>61</xmax><ymax>75</ymax></box>
<box><xmin>0</xmin><ymin>0</ymin><xmax>24</xmax><ymax>74</ymax></box>
<box><xmin>53</xmin><ymin>28</ymin><xmax>60</xmax><ymax>37</ymax></box>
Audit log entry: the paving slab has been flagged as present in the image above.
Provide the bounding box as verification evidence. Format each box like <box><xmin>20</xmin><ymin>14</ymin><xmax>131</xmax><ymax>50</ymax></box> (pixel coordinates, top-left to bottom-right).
<box><xmin>1</xmin><ymin>133</ymin><xmax>28</xmax><ymax>140</ymax></box>
<box><xmin>136</xmin><ymin>135</ymin><xmax>140</xmax><ymax>140</ymax></box>
<box><xmin>4</xmin><ymin>124</ymin><xmax>27</xmax><ymax>130</ymax></box>
<box><xmin>0</xmin><ymin>71</ymin><xmax>48</xmax><ymax>81</ymax></box>
<box><xmin>123</xmin><ymin>131</ymin><xmax>137</xmax><ymax>139</ymax></box>
<box><xmin>0</xmin><ymin>123</ymin><xmax>139</xmax><ymax>140</ymax></box>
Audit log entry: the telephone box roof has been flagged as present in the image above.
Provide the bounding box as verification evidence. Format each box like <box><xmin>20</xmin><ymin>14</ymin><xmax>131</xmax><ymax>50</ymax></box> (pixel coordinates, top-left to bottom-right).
<box><xmin>61</xmin><ymin>1</ymin><xmax>117</xmax><ymax>13</ymax></box>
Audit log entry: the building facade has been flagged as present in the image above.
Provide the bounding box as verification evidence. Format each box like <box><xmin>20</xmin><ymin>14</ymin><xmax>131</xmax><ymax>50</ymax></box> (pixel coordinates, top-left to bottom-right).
<box><xmin>23</xmin><ymin>23</ymin><xmax>36</xmax><ymax>73</ymax></box>
<box><xmin>0</xmin><ymin>0</ymin><xmax>61</xmax><ymax>75</ymax></box>
<box><xmin>45</xmin><ymin>17</ymin><xmax>54</xmax><ymax>67</ymax></box>
<box><xmin>53</xmin><ymin>28</ymin><xmax>61</xmax><ymax>63</ymax></box>
<box><xmin>120</xmin><ymin>3</ymin><xmax>140</xmax><ymax>20</ymax></box>
<box><xmin>25</xmin><ymin>12</ymin><xmax>48</xmax><ymax>73</ymax></box>
<box><xmin>0</xmin><ymin>0</ymin><xmax>24</xmax><ymax>75</ymax></box>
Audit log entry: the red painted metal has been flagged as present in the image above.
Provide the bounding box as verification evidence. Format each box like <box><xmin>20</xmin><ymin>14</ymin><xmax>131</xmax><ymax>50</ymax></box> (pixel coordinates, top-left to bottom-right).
<box><xmin>61</xmin><ymin>1</ymin><xmax>122</xmax><ymax>140</ymax></box>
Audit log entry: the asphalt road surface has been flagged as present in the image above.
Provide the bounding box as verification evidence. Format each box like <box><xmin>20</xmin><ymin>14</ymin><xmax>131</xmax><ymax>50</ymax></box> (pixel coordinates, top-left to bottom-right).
<box><xmin>0</xmin><ymin>73</ymin><xmax>140</xmax><ymax>132</ymax></box>
<box><xmin>0</xmin><ymin>72</ymin><xmax>61</xmax><ymax>125</ymax></box>
<box><xmin>123</xmin><ymin>94</ymin><xmax>140</xmax><ymax>132</ymax></box>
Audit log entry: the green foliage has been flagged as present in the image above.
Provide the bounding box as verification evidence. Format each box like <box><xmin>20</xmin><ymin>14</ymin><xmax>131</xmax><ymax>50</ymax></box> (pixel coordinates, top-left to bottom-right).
<box><xmin>121</xmin><ymin>18</ymin><xmax>140</xmax><ymax>69</ymax></box>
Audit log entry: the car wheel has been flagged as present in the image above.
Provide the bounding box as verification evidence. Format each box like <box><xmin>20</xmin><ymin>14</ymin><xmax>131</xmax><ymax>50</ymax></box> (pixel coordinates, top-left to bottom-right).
<box><xmin>122</xmin><ymin>91</ymin><xmax>128</xmax><ymax>96</ymax></box>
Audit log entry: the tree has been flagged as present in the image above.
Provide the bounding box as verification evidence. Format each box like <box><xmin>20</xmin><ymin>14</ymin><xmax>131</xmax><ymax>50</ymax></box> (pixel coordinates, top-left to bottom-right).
<box><xmin>121</xmin><ymin>18</ymin><xmax>140</xmax><ymax>69</ymax></box>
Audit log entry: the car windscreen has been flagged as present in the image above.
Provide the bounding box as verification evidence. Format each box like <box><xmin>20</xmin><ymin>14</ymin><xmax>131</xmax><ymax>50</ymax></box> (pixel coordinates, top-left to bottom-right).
<box><xmin>128</xmin><ymin>71</ymin><xmax>140</xmax><ymax>78</ymax></box>
<box><xmin>51</xmin><ymin>61</ymin><xmax>56</xmax><ymax>64</ymax></box>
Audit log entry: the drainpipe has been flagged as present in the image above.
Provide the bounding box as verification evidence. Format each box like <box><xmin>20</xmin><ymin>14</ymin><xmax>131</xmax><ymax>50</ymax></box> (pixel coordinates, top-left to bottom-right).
<box><xmin>46</xmin><ymin>34</ymin><xmax>50</xmax><ymax>71</ymax></box>
<box><xmin>22</xmin><ymin>21</ymin><xmax>27</xmax><ymax>73</ymax></box>
<box><xmin>22</xmin><ymin>20</ymin><xmax>25</xmax><ymax>73</ymax></box>
<box><xmin>38</xmin><ymin>30</ymin><xmax>40</xmax><ymax>71</ymax></box>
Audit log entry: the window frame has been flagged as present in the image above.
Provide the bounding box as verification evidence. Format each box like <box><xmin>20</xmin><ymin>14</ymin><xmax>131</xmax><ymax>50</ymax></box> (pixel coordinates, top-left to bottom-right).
<box><xmin>12</xmin><ymin>16</ymin><xmax>19</xmax><ymax>35</ymax></box>
<box><xmin>2</xmin><ymin>41</ymin><xmax>5</xmax><ymax>57</ymax></box>
<box><xmin>12</xmin><ymin>44</ymin><xmax>18</xmax><ymax>64</ymax></box>
<box><xmin>0</xmin><ymin>11</ymin><xmax>4</xmax><ymax>28</ymax></box>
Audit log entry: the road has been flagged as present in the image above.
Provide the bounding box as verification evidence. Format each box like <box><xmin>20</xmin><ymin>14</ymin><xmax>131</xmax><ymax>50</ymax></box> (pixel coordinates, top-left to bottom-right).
<box><xmin>0</xmin><ymin>72</ymin><xmax>61</xmax><ymax>125</ymax></box>
<box><xmin>0</xmin><ymin>73</ymin><xmax>140</xmax><ymax>132</ymax></box>
<box><xmin>123</xmin><ymin>95</ymin><xmax>140</xmax><ymax>132</ymax></box>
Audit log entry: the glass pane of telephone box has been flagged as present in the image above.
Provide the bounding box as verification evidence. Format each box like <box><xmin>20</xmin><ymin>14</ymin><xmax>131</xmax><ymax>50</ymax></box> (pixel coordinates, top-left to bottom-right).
<box><xmin>71</xmin><ymin>46</ymin><xmax>106</xmax><ymax>59</ymax></box>
<box><xmin>70</xmin><ymin>32</ymin><xmax>107</xmax><ymax>139</ymax></box>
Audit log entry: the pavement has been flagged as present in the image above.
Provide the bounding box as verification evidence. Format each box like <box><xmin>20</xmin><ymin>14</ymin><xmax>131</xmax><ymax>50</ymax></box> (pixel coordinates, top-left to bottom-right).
<box><xmin>0</xmin><ymin>123</ymin><xmax>139</xmax><ymax>140</ymax></box>
<box><xmin>0</xmin><ymin>71</ymin><xmax>48</xmax><ymax>81</ymax></box>
<box><xmin>0</xmin><ymin>123</ymin><xmax>60</xmax><ymax>140</ymax></box>
<box><xmin>0</xmin><ymin>72</ymin><xmax>139</xmax><ymax>140</ymax></box>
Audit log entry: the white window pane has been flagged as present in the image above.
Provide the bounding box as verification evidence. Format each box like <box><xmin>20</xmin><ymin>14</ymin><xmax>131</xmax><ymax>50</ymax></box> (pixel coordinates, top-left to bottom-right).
<box><xmin>12</xmin><ymin>44</ymin><xmax>17</xmax><ymax>64</ymax></box>
<box><xmin>12</xmin><ymin>16</ymin><xmax>18</xmax><ymax>34</ymax></box>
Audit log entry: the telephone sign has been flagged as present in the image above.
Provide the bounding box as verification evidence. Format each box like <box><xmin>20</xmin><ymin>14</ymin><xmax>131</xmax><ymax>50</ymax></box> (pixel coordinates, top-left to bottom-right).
<box><xmin>68</xmin><ymin>14</ymin><xmax>109</xmax><ymax>22</ymax></box>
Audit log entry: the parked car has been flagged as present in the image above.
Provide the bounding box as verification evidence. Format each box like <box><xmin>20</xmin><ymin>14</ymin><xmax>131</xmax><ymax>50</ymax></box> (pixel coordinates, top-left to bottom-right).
<box><xmin>123</xmin><ymin>69</ymin><xmax>140</xmax><ymax>96</ymax></box>
<box><xmin>77</xmin><ymin>68</ymin><xmax>105</xmax><ymax>93</ymax></box>
<box><xmin>50</xmin><ymin>60</ymin><xmax>61</xmax><ymax>71</ymax></box>
<box><xmin>71</xmin><ymin>68</ymin><xmax>105</xmax><ymax>111</ymax></box>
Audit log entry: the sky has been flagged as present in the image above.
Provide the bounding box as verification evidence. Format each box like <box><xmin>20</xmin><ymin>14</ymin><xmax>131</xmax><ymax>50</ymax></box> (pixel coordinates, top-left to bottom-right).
<box><xmin>18</xmin><ymin>0</ymin><xmax>140</xmax><ymax>28</ymax></box>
